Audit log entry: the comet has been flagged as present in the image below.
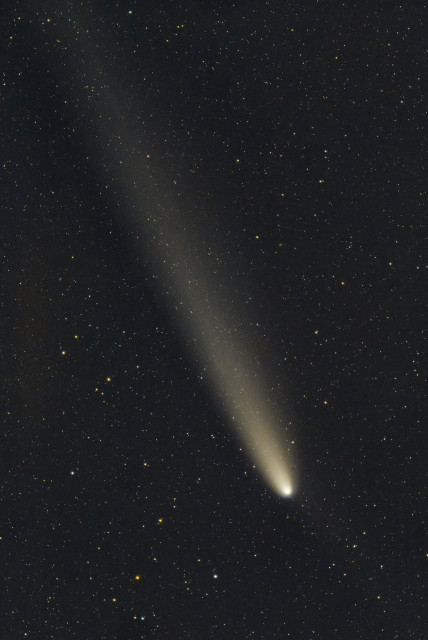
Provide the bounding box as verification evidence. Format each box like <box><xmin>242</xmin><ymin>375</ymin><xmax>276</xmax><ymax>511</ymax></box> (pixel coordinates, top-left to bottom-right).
<box><xmin>48</xmin><ymin>9</ymin><xmax>297</xmax><ymax>496</ymax></box>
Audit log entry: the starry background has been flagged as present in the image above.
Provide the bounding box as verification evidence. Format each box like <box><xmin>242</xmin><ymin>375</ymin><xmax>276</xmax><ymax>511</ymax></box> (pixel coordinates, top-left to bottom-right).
<box><xmin>2</xmin><ymin>1</ymin><xmax>426</xmax><ymax>638</ymax></box>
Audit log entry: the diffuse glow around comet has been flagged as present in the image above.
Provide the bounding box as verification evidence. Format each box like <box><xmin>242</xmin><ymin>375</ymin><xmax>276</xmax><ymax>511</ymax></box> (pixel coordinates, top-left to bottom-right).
<box><xmin>50</xmin><ymin>9</ymin><xmax>297</xmax><ymax>497</ymax></box>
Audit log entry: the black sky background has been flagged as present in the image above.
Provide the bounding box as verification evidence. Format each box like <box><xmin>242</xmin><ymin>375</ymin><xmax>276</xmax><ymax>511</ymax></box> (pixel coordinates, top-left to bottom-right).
<box><xmin>2</xmin><ymin>1</ymin><xmax>426</xmax><ymax>638</ymax></box>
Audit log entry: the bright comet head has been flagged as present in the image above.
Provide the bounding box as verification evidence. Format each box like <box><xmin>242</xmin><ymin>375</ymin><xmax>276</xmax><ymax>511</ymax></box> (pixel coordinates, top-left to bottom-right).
<box><xmin>281</xmin><ymin>484</ymin><xmax>293</xmax><ymax>497</ymax></box>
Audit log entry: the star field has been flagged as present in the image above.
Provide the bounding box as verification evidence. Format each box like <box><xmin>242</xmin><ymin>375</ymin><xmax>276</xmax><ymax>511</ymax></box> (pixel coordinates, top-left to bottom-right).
<box><xmin>2</xmin><ymin>1</ymin><xmax>426</xmax><ymax>638</ymax></box>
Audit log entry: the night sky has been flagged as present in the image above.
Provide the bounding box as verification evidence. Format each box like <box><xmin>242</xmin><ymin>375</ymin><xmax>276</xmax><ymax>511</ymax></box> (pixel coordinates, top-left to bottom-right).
<box><xmin>3</xmin><ymin>1</ymin><xmax>426</xmax><ymax>638</ymax></box>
